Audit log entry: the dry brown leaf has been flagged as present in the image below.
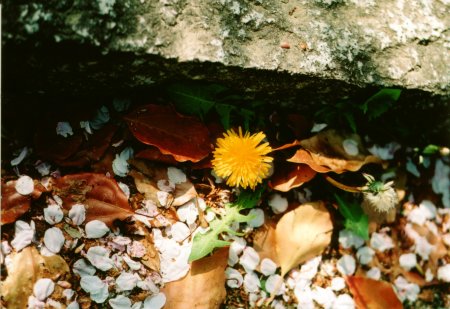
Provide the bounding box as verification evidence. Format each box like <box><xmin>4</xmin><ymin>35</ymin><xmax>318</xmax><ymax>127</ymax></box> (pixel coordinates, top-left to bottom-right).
<box><xmin>276</xmin><ymin>202</ymin><xmax>332</xmax><ymax>276</ymax></box>
<box><xmin>161</xmin><ymin>247</ymin><xmax>228</xmax><ymax>308</ymax></box>
<box><xmin>288</xmin><ymin>130</ymin><xmax>382</xmax><ymax>173</ymax></box>
<box><xmin>53</xmin><ymin>173</ymin><xmax>133</xmax><ymax>227</ymax></box>
<box><xmin>139</xmin><ymin>235</ymin><xmax>160</xmax><ymax>272</ymax></box>
<box><xmin>0</xmin><ymin>247</ymin><xmax>70</xmax><ymax>309</ymax></box>
<box><xmin>253</xmin><ymin>219</ymin><xmax>279</xmax><ymax>264</ymax></box>
<box><xmin>346</xmin><ymin>276</ymin><xmax>403</xmax><ymax>309</ymax></box>
<box><xmin>269</xmin><ymin>163</ymin><xmax>316</xmax><ymax>192</ymax></box>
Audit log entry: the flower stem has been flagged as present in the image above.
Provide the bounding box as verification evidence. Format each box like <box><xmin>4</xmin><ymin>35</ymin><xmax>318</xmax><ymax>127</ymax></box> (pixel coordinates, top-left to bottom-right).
<box><xmin>323</xmin><ymin>174</ymin><xmax>363</xmax><ymax>193</ymax></box>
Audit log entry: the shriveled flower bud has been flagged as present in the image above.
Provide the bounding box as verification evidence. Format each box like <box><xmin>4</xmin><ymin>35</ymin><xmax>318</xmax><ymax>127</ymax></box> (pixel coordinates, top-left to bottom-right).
<box><xmin>361</xmin><ymin>174</ymin><xmax>398</xmax><ymax>223</ymax></box>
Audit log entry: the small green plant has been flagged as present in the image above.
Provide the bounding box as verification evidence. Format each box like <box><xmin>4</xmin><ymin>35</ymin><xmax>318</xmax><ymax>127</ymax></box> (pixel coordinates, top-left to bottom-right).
<box><xmin>188</xmin><ymin>190</ymin><xmax>262</xmax><ymax>262</ymax></box>
<box><xmin>335</xmin><ymin>194</ymin><xmax>369</xmax><ymax>240</ymax></box>
<box><xmin>166</xmin><ymin>82</ymin><xmax>263</xmax><ymax>131</ymax></box>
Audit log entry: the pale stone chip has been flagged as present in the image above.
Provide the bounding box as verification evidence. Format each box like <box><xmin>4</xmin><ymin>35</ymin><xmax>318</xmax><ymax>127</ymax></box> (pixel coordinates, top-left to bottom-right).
<box><xmin>266</xmin><ymin>274</ymin><xmax>285</xmax><ymax>295</ymax></box>
<box><xmin>225</xmin><ymin>267</ymin><xmax>244</xmax><ymax>288</ymax></box>
<box><xmin>15</xmin><ymin>175</ymin><xmax>34</xmax><ymax>195</ymax></box>
<box><xmin>85</xmin><ymin>220</ymin><xmax>110</xmax><ymax>239</ymax></box>
<box><xmin>44</xmin><ymin>227</ymin><xmax>65</xmax><ymax>254</ymax></box>
<box><xmin>336</xmin><ymin>255</ymin><xmax>356</xmax><ymax>276</ymax></box>
<box><xmin>342</xmin><ymin>139</ymin><xmax>359</xmax><ymax>156</ymax></box>
<box><xmin>116</xmin><ymin>272</ymin><xmax>139</xmax><ymax>291</ymax></box>
<box><xmin>167</xmin><ymin>167</ymin><xmax>187</xmax><ymax>184</ymax></box>
<box><xmin>11</xmin><ymin>220</ymin><xmax>35</xmax><ymax>251</ymax></box>
<box><xmin>239</xmin><ymin>246</ymin><xmax>260</xmax><ymax>273</ymax></box>
<box><xmin>248</xmin><ymin>208</ymin><xmax>265</xmax><ymax>228</ymax></box>
<box><xmin>56</xmin><ymin>122</ymin><xmax>73</xmax><ymax>137</ymax></box>
<box><xmin>260</xmin><ymin>258</ymin><xmax>277</xmax><ymax>276</ymax></box>
<box><xmin>399</xmin><ymin>253</ymin><xmax>417</xmax><ymax>271</ymax></box>
<box><xmin>143</xmin><ymin>292</ymin><xmax>166</xmax><ymax>309</ymax></box>
<box><xmin>243</xmin><ymin>272</ymin><xmax>260</xmax><ymax>293</ymax></box>
<box><xmin>68</xmin><ymin>204</ymin><xmax>86</xmax><ymax>226</ymax></box>
<box><xmin>86</xmin><ymin>246</ymin><xmax>115</xmax><ymax>271</ymax></box>
<box><xmin>33</xmin><ymin>278</ymin><xmax>55</xmax><ymax>301</ymax></box>
<box><xmin>109</xmin><ymin>295</ymin><xmax>132</xmax><ymax>309</ymax></box>
<box><xmin>44</xmin><ymin>205</ymin><xmax>64</xmax><ymax>225</ymax></box>
<box><xmin>356</xmin><ymin>246</ymin><xmax>375</xmax><ymax>265</ymax></box>
<box><xmin>73</xmin><ymin>258</ymin><xmax>96</xmax><ymax>277</ymax></box>
<box><xmin>268</xmin><ymin>194</ymin><xmax>288</xmax><ymax>214</ymax></box>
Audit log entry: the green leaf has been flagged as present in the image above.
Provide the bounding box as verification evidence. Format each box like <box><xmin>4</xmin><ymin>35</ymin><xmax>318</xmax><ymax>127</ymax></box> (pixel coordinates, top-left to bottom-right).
<box><xmin>334</xmin><ymin>194</ymin><xmax>369</xmax><ymax>240</ymax></box>
<box><xmin>361</xmin><ymin>88</ymin><xmax>401</xmax><ymax>120</ymax></box>
<box><xmin>236</xmin><ymin>186</ymin><xmax>265</xmax><ymax>209</ymax></box>
<box><xmin>343</xmin><ymin>112</ymin><xmax>357</xmax><ymax>133</ymax></box>
<box><xmin>422</xmin><ymin>144</ymin><xmax>440</xmax><ymax>155</ymax></box>
<box><xmin>238</xmin><ymin>108</ymin><xmax>255</xmax><ymax>131</ymax></box>
<box><xmin>189</xmin><ymin>204</ymin><xmax>255</xmax><ymax>262</ymax></box>
<box><xmin>64</xmin><ymin>224</ymin><xmax>82</xmax><ymax>238</ymax></box>
<box><xmin>215</xmin><ymin>103</ymin><xmax>235</xmax><ymax>130</ymax></box>
<box><xmin>166</xmin><ymin>83</ymin><xmax>227</xmax><ymax>119</ymax></box>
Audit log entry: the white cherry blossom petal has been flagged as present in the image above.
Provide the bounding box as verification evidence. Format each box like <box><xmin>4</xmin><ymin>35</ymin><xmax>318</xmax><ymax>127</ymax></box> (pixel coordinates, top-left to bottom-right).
<box><xmin>437</xmin><ymin>264</ymin><xmax>450</xmax><ymax>282</ymax></box>
<box><xmin>44</xmin><ymin>205</ymin><xmax>64</xmax><ymax>225</ymax></box>
<box><xmin>109</xmin><ymin>295</ymin><xmax>132</xmax><ymax>309</ymax></box>
<box><xmin>86</xmin><ymin>246</ymin><xmax>115</xmax><ymax>271</ymax></box>
<box><xmin>80</xmin><ymin>275</ymin><xmax>109</xmax><ymax>303</ymax></box>
<box><xmin>73</xmin><ymin>258</ymin><xmax>96</xmax><ymax>277</ymax></box>
<box><xmin>170</xmin><ymin>222</ymin><xmax>190</xmax><ymax>242</ymax></box>
<box><xmin>332</xmin><ymin>294</ymin><xmax>355</xmax><ymax>309</ymax></box>
<box><xmin>225</xmin><ymin>267</ymin><xmax>244</xmax><ymax>288</ymax></box>
<box><xmin>44</xmin><ymin>227</ymin><xmax>65</xmax><ymax>254</ymax></box>
<box><xmin>339</xmin><ymin>229</ymin><xmax>364</xmax><ymax>249</ymax></box>
<box><xmin>366</xmin><ymin>267</ymin><xmax>381</xmax><ymax>280</ymax></box>
<box><xmin>116</xmin><ymin>272</ymin><xmax>139</xmax><ymax>291</ymax></box>
<box><xmin>356</xmin><ymin>246</ymin><xmax>375</xmax><ymax>265</ymax></box>
<box><xmin>243</xmin><ymin>272</ymin><xmax>260</xmax><ymax>293</ymax></box>
<box><xmin>167</xmin><ymin>167</ymin><xmax>187</xmax><ymax>184</ymax></box>
<box><xmin>11</xmin><ymin>220</ymin><xmax>35</xmax><ymax>251</ymax></box>
<box><xmin>331</xmin><ymin>277</ymin><xmax>346</xmax><ymax>291</ymax></box>
<box><xmin>56</xmin><ymin>122</ymin><xmax>73</xmax><ymax>137</ymax></box>
<box><xmin>15</xmin><ymin>175</ymin><xmax>34</xmax><ymax>195</ymax></box>
<box><xmin>342</xmin><ymin>139</ymin><xmax>359</xmax><ymax>156</ymax></box>
<box><xmin>239</xmin><ymin>246</ymin><xmax>260</xmax><ymax>272</ymax></box>
<box><xmin>68</xmin><ymin>204</ymin><xmax>86</xmax><ymax>225</ymax></box>
<box><xmin>143</xmin><ymin>292</ymin><xmax>166</xmax><ymax>309</ymax></box>
<box><xmin>33</xmin><ymin>278</ymin><xmax>55</xmax><ymax>301</ymax></box>
<box><xmin>266</xmin><ymin>274</ymin><xmax>285</xmax><ymax>295</ymax></box>
<box><xmin>268</xmin><ymin>194</ymin><xmax>288</xmax><ymax>214</ymax></box>
<box><xmin>394</xmin><ymin>276</ymin><xmax>420</xmax><ymax>302</ymax></box>
<box><xmin>85</xmin><ymin>220</ymin><xmax>110</xmax><ymax>239</ymax></box>
<box><xmin>248</xmin><ymin>208</ymin><xmax>265</xmax><ymax>228</ymax></box>
<box><xmin>370</xmin><ymin>232</ymin><xmax>394</xmax><ymax>252</ymax></box>
<box><xmin>336</xmin><ymin>255</ymin><xmax>356</xmax><ymax>276</ymax></box>
<box><xmin>260</xmin><ymin>258</ymin><xmax>277</xmax><ymax>276</ymax></box>
<box><xmin>399</xmin><ymin>253</ymin><xmax>417</xmax><ymax>271</ymax></box>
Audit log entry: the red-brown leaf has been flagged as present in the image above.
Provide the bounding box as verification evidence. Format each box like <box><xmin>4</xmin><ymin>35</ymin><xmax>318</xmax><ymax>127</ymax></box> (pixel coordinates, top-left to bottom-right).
<box><xmin>53</xmin><ymin>173</ymin><xmax>133</xmax><ymax>226</ymax></box>
<box><xmin>269</xmin><ymin>163</ymin><xmax>316</xmax><ymax>192</ymax></box>
<box><xmin>1</xmin><ymin>180</ymin><xmax>46</xmax><ymax>225</ymax></box>
<box><xmin>135</xmin><ymin>147</ymin><xmax>179</xmax><ymax>165</ymax></box>
<box><xmin>346</xmin><ymin>276</ymin><xmax>403</xmax><ymax>309</ymax></box>
<box><xmin>124</xmin><ymin>104</ymin><xmax>212</xmax><ymax>162</ymax></box>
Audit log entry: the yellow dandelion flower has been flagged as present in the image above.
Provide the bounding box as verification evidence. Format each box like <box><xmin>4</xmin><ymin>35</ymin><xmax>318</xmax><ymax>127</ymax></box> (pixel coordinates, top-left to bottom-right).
<box><xmin>212</xmin><ymin>127</ymin><xmax>273</xmax><ymax>189</ymax></box>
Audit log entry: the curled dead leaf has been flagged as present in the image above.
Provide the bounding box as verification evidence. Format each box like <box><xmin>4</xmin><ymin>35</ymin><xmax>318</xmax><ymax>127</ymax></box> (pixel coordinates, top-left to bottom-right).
<box><xmin>269</xmin><ymin>163</ymin><xmax>316</xmax><ymax>192</ymax></box>
<box><xmin>161</xmin><ymin>247</ymin><xmax>228</xmax><ymax>308</ymax></box>
<box><xmin>288</xmin><ymin>130</ymin><xmax>382</xmax><ymax>173</ymax></box>
<box><xmin>0</xmin><ymin>247</ymin><xmax>70</xmax><ymax>309</ymax></box>
<box><xmin>253</xmin><ymin>219</ymin><xmax>279</xmax><ymax>265</ymax></box>
<box><xmin>276</xmin><ymin>202</ymin><xmax>333</xmax><ymax>276</ymax></box>
<box><xmin>125</xmin><ymin>104</ymin><xmax>212</xmax><ymax>162</ymax></box>
<box><xmin>346</xmin><ymin>276</ymin><xmax>403</xmax><ymax>309</ymax></box>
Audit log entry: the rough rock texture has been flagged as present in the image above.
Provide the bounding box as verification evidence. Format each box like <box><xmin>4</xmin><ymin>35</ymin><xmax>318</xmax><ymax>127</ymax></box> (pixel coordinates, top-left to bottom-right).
<box><xmin>3</xmin><ymin>0</ymin><xmax>450</xmax><ymax>99</ymax></box>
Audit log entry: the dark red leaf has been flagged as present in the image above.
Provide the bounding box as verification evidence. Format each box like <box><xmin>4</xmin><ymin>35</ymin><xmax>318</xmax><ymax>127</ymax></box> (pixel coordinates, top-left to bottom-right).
<box><xmin>124</xmin><ymin>104</ymin><xmax>212</xmax><ymax>162</ymax></box>
<box><xmin>53</xmin><ymin>173</ymin><xmax>133</xmax><ymax>226</ymax></box>
<box><xmin>1</xmin><ymin>180</ymin><xmax>46</xmax><ymax>225</ymax></box>
<box><xmin>135</xmin><ymin>147</ymin><xmax>179</xmax><ymax>165</ymax></box>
